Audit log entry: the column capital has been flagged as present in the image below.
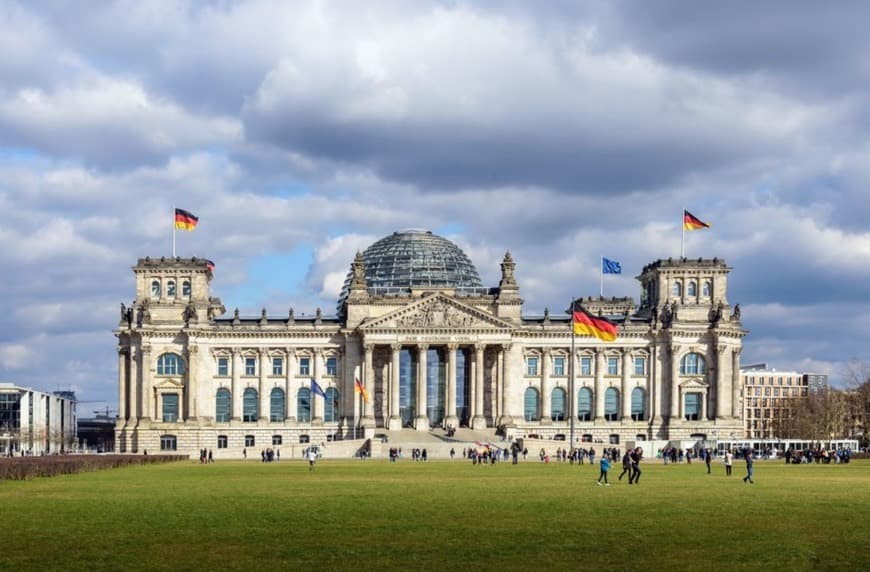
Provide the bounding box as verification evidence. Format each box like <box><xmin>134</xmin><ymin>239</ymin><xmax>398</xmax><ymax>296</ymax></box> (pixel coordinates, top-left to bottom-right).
<box><xmin>446</xmin><ymin>342</ymin><xmax>459</xmax><ymax>352</ymax></box>
<box><xmin>418</xmin><ymin>343</ymin><xmax>430</xmax><ymax>352</ymax></box>
<box><xmin>391</xmin><ymin>342</ymin><xmax>402</xmax><ymax>352</ymax></box>
<box><xmin>364</xmin><ymin>343</ymin><xmax>376</xmax><ymax>353</ymax></box>
<box><xmin>501</xmin><ymin>343</ymin><xmax>512</xmax><ymax>352</ymax></box>
<box><xmin>542</xmin><ymin>346</ymin><xmax>551</xmax><ymax>357</ymax></box>
<box><xmin>285</xmin><ymin>346</ymin><xmax>296</xmax><ymax>357</ymax></box>
<box><xmin>474</xmin><ymin>342</ymin><xmax>486</xmax><ymax>352</ymax></box>
<box><xmin>141</xmin><ymin>344</ymin><xmax>152</xmax><ymax>355</ymax></box>
<box><xmin>117</xmin><ymin>346</ymin><xmax>128</xmax><ymax>356</ymax></box>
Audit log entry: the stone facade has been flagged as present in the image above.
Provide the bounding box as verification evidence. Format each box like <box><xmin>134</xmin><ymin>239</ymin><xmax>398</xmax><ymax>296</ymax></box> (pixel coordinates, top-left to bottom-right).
<box><xmin>115</xmin><ymin>243</ymin><xmax>746</xmax><ymax>456</ymax></box>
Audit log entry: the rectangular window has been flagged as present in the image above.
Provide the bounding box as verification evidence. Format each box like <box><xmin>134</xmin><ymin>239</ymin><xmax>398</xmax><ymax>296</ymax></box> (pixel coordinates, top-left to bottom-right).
<box><xmin>299</xmin><ymin>357</ymin><xmax>311</xmax><ymax>376</ymax></box>
<box><xmin>755</xmin><ymin>388</ymin><xmax>761</xmax><ymax>396</ymax></box>
<box><xmin>272</xmin><ymin>357</ymin><xmax>284</xmax><ymax>376</ymax></box>
<box><xmin>553</xmin><ymin>357</ymin><xmax>565</xmax><ymax>376</ymax></box>
<box><xmin>217</xmin><ymin>357</ymin><xmax>229</xmax><ymax>376</ymax></box>
<box><xmin>217</xmin><ymin>435</ymin><xmax>228</xmax><ymax>449</ymax></box>
<box><xmin>634</xmin><ymin>357</ymin><xmax>646</xmax><ymax>376</ymax></box>
<box><xmin>245</xmin><ymin>357</ymin><xmax>256</xmax><ymax>376</ymax></box>
<box><xmin>162</xmin><ymin>393</ymin><xmax>179</xmax><ymax>423</ymax></box>
<box><xmin>526</xmin><ymin>357</ymin><xmax>539</xmax><ymax>376</ymax></box>
<box><xmin>778</xmin><ymin>376</ymin><xmax>783</xmax><ymax>385</ymax></box>
<box><xmin>245</xmin><ymin>435</ymin><xmax>255</xmax><ymax>447</ymax></box>
<box><xmin>160</xmin><ymin>435</ymin><xmax>177</xmax><ymax>451</ymax></box>
<box><xmin>272</xmin><ymin>435</ymin><xmax>282</xmax><ymax>446</ymax></box>
<box><xmin>764</xmin><ymin>387</ymin><xmax>770</xmax><ymax>396</ymax></box>
<box><xmin>607</xmin><ymin>357</ymin><xmax>618</xmax><ymax>376</ymax></box>
<box><xmin>773</xmin><ymin>388</ymin><xmax>780</xmax><ymax>397</ymax></box>
<box><xmin>580</xmin><ymin>357</ymin><xmax>592</xmax><ymax>376</ymax></box>
<box><xmin>326</xmin><ymin>357</ymin><xmax>338</xmax><ymax>376</ymax></box>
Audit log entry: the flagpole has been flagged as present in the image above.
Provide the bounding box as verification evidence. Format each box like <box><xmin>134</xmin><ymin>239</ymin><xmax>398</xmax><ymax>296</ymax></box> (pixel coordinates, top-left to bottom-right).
<box><xmin>600</xmin><ymin>256</ymin><xmax>604</xmax><ymax>298</ymax></box>
<box><xmin>680</xmin><ymin>207</ymin><xmax>685</xmax><ymax>258</ymax></box>
<box><xmin>569</xmin><ymin>298</ymin><xmax>576</xmax><ymax>449</ymax></box>
<box><xmin>172</xmin><ymin>204</ymin><xmax>176</xmax><ymax>258</ymax></box>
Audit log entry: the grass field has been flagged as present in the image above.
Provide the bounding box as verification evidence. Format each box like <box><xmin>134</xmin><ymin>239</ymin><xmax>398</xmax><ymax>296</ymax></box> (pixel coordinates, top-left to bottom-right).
<box><xmin>2</xmin><ymin>458</ymin><xmax>868</xmax><ymax>571</ymax></box>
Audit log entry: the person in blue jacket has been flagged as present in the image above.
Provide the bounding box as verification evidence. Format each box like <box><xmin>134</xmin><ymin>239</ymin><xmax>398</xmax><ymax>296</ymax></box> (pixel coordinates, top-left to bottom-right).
<box><xmin>597</xmin><ymin>455</ymin><xmax>611</xmax><ymax>486</ymax></box>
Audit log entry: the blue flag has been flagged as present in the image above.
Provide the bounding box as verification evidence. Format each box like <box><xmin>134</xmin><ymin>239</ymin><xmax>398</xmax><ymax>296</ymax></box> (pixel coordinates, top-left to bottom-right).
<box><xmin>602</xmin><ymin>257</ymin><xmax>622</xmax><ymax>274</ymax></box>
<box><xmin>311</xmin><ymin>379</ymin><xmax>326</xmax><ymax>398</ymax></box>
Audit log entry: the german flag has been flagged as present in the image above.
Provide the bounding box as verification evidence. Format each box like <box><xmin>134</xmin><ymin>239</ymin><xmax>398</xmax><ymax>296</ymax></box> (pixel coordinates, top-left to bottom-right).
<box><xmin>573</xmin><ymin>306</ymin><xmax>618</xmax><ymax>342</ymax></box>
<box><xmin>354</xmin><ymin>378</ymin><xmax>370</xmax><ymax>403</ymax></box>
<box><xmin>683</xmin><ymin>209</ymin><xmax>710</xmax><ymax>231</ymax></box>
<box><xmin>174</xmin><ymin>208</ymin><xmax>199</xmax><ymax>231</ymax></box>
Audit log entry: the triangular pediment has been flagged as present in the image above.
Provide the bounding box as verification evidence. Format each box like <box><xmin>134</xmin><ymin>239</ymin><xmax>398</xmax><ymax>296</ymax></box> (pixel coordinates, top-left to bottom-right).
<box><xmin>154</xmin><ymin>378</ymin><xmax>184</xmax><ymax>389</ymax></box>
<box><xmin>679</xmin><ymin>378</ymin><xmax>709</xmax><ymax>389</ymax></box>
<box><xmin>359</xmin><ymin>294</ymin><xmax>513</xmax><ymax>331</ymax></box>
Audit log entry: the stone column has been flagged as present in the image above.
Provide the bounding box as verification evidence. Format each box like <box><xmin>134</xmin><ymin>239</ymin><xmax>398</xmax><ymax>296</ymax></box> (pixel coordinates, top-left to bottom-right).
<box><xmin>312</xmin><ymin>350</ymin><xmax>324</xmax><ymax>424</ymax></box>
<box><xmin>389</xmin><ymin>343</ymin><xmax>403</xmax><ymax>430</ymax></box>
<box><xmin>415</xmin><ymin>344</ymin><xmax>429</xmax><ymax>430</ymax></box>
<box><xmin>231</xmin><ymin>349</ymin><xmax>242</xmax><ymax>421</ymax></box>
<box><xmin>651</xmin><ymin>344</ymin><xmax>662</xmax><ymax>424</ymax></box>
<box><xmin>701</xmin><ymin>389</ymin><xmax>708</xmax><ymax>421</ymax></box>
<box><xmin>501</xmin><ymin>344</ymin><xmax>513</xmax><ymax>425</ymax></box>
<box><xmin>594</xmin><ymin>348</ymin><xmax>605</xmax><ymax>421</ymax></box>
<box><xmin>129</xmin><ymin>346</ymin><xmax>139</xmax><ymax>422</ymax></box>
<box><xmin>670</xmin><ymin>345</ymin><xmax>681</xmax><ymax>420</ymax></box>
<box><xmin>258</xmin><ymin>348</ymin><xmax>269</xmax><ymax>421</ymax></box>
<box><xmin>141</xmin><ymin>345</ymin><xmax>152</xmax><ymax>421</ymax></box>
<box><xmin>118</xmin><ymin>347</ymin><xmax>127</xmax><ymax>422</ymax></box>
<box><xmin>541</xmin><ymin>348</ymin><xmax>552</xmax><ymax>424</ymax></box>
<box><xmin>621</xmin><ymin>349</ymin><xmax>632</xmax><ymax>421</ymax></box>
<box><xmin>444</xmin><ymin>343</ymin><xmax>459</xmax><ymax>428</ymax></box>
<box><xmin>362</xmin><ymin>344</ymin><xmax>375</xmax><ymax>428</ymax></box>
<box><xmin>472</xmin><ymin>343</ymin><xmax>487</xmax><ymax>429</ymax></box>
<box><xmin>285</xmin><ymin>348</ymin><xmax>294</xmax><ymax>421</ymax></box>
<box><xmin>185</xmin><ymin>345</ymin><xmax>197</xmax><ymax>422</ymax></box>
<box><xmin>731</xmin><ymin>348</ymin><xmax>742</xmax><ymax>419</ymax></box>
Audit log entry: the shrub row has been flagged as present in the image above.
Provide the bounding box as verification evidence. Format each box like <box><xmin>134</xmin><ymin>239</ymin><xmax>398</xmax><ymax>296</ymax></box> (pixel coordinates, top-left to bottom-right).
<box><xmin>0</xmin><ymin>454</ymin><xmax>187</xmax><ymax>481</ymax></box>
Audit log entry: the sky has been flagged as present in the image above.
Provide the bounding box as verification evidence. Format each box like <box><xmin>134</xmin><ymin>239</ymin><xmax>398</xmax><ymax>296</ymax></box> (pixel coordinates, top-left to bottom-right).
<box><xmin>2</xmin><ymin>0</ymin><xmax>870</xmax><ymax>412</ymax></box>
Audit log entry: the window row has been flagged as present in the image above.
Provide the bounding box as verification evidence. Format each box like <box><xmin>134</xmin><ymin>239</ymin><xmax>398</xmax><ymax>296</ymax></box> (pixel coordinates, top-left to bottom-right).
<box><xmin>525</xmin><ymin>356</ymin><xmax>649</xmax><ymax>377</ymax></box>
<box><xmin>670</xmin><ymin>279</ymin><xmax>713</xmax><ymax>299</ymax></box>
<box><xmin>150</xmin><ymin>278</ymin><xmax>191</xmax><ymax>299</ymax></box>
<box><xmin>212</xmin><ymin>387</ymin><xmax>340</xmax><ymax>423</ymax></box>
<box><xmin>215</xmin><ymin>355</ymin><xmax>338</xmax><ymax>377</ymax></box>
<box><xmin>522</xmin><ymin>387</ymin><xmax>647</xmax><ymax>422</ymax></box>
<box><xmin>745</xmin><ymin>375</ymin><xmax>799</xmax><ymax>386</ymax></box>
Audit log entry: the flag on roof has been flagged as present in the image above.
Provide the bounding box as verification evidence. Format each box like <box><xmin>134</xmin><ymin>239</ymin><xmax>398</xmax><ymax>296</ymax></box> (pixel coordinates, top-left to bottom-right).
<box><xmin>602</xmin><ymin>257</ymin><xmax>622</xmax><ymax>274</ymax></box>
<box><xmin>572</xmin><ymin>305</ymin><xmax>618</xmax><ymax>342</ymax></box>
<box><xmin>174</xmin><ymin>208</ymin><xmax>199</xmax><ymax>231</ymax></box>
<box><xmin>683</xmin><ymin>210</ymin><xmax>710</xmax><ymax>231</ymax></box>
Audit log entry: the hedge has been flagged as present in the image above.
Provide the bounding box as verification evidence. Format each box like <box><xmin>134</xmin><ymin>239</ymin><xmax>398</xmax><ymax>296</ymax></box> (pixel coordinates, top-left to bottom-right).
<box><xmin>0</xmin><ymin>454</ymin><xmax>187</xmax><ymax>480</ymax></box>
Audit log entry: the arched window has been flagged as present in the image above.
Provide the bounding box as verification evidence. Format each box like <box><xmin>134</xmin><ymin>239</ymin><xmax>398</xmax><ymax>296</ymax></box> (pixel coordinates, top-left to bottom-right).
<box><xmin>631</xmin><ymin>387</ymin><xmax>646</xmax><ymax>421</ymax></box>
<box><xmin>270</xmin><ymin>388</ymin><xmax>285</xmax><ymax>422</ymax></box>
<box><xmin>324</xmin><ymin>388</ymin><xmax>340</xmax><ymax>422</ymax></box>
<box><xmin>671</xmin><ymin>281</ymin><xmax>682</xmax><ymax>297</ymax></box>
<box><xmin>150</xmin><ymin>279</ymin><xmax>161</xmax><ymax>298</ymax></box>
<box><xmin>182</xmin><ymin>280</ymin><xmax>191</xmax><ymax>297</ymax></box>
<box><xmin>167</xmin><ymin>280</ymin><xmax>176</xmax><ymax>298</ymax></box>
<box><xmin>604</xmin><ymin>387</ymin><xmax>619</xmax><ymax>421</ymax></box>
<box><xmin>297</xmin><ymin>388</ymin><xmax>311</xmax><ymax>423</ymax></box>
<box><xmin>702</xmin><ymin>281</ymin><xmax>712</xmax><ymax>297</ymax></box>
<box><xmin>243</xmin><ymin>388</ymin><xmax>258</xmax><ymax>422</ymax></box>
<box><xmin>577</xmin><ymin>387</ymin><xmax>592</xmax><ymax>421</ymax></box>
<box><xmin>215</xmin><ymin>388</ymin><xmax>231</xmax><ymax>422</ymax></box>
<box><xmin>687</xmin><ymin>281</ymin><xmax>697</xmax><ymax>297</ymax></box>
<box><xmin>685</xmin><ymin>393</ymin><xmax>701</xmax><ymax>421</ymax></box>
<box><xmin>551</xmin><ymin>387</ymin><xmax>566</xmax><ymax>421</ymax></box>
<box><xmin>523</xmin><ymin>387</ymin><xmax>540</xmax><ymax>421</ymax></box>
<box><xmin>680</xmin><ymin>353</ymin><xmax>707</xmax><ymax>375</ymax></box>
<box><xmin>157</xmin><ymin>353</ymin><xmax>184</xmax><ymax>376</ymax></box>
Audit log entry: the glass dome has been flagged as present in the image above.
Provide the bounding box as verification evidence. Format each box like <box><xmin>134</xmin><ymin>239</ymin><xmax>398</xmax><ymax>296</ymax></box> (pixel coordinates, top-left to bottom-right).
<box><xmin>338</xmin><ymin>229</ymin><xmax>486</xmax><ymax>310</ymax></box>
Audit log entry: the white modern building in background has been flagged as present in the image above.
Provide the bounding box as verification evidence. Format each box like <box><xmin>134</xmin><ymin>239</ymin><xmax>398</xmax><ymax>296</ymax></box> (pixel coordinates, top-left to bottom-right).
<box><xmin>0</xmin><ymin>383</ymin><xmax>77</xmax><ymax>455</ymax></box>
<box><xmin>114</xmin><ymin>229</ymin><xmax>747</xmax><ymax>456</ymax></box>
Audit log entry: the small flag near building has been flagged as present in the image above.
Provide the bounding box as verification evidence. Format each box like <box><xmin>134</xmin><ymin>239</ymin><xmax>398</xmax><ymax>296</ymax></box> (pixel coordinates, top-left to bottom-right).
<box><xmin>311</xmin><ymin>379</ymin><xmax>326</xmax><ymax>398</ymax></box>
<box><xmin>174</xmin><ymin>208</ymin><xmax>199</xmax><ymax>231</ymax></box>
<box><xmin>205</xmin><ymin>259</ymin><xmax>215</xmax><ymax>273</ymax></box>
<box><xmin>683</xmin><ymin>210</ymin><xmax>710</xmax><ymax>231</ymax></box>
<box><xmin>354</xmin><ymin>378</ymin><xmax>370</xmax><ymax>403</ymax></box>
<box><xmin>572</xmin><ymin>305</ymin><xmax>618</xmax><ymax>342</ymax></box>
<box><xmin>602</xmin><ymin>257</ymin><xmax>622</xmax><ymax>274</ymax></box>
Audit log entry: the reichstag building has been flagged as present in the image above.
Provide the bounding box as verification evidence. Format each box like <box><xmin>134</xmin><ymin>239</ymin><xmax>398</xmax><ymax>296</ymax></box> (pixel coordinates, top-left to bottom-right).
<box><xmin>114</xmin><ymin>229</ymin><xmax>746</xmax><ymax>455</ymax></box>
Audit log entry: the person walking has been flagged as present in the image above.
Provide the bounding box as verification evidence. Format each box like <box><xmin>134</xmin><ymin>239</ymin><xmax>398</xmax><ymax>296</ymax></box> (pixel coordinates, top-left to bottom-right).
<box><xmin>618</xmin><ymin>449</ymin><xmax>631</xmax><ymax>481</ymax></box>
<box><xmin>724</xmin><ymin>450</ymin><xmax>733</xmax><ymax>476</ymax></box>
<box><xmin>628</xmin><ymin>447</ymin><xmax>643</xmax><ymax>485</ymax></box>
<box><xmin>307</xmin><ymin>447</ymin><xmax>318</xmax><ymax>472</ymax></box>
<box><xmin>597</xmin><ymin>454</ymin><xmax>611</xmax><ymax>486</ymax></box>
<box><xmin>743</xmin><ymin>448</ymin><xmax>754</xmax><ymax>483</ymax></box>
<box><xmin>705</xmin><ymin>448</ymin><xmax>712</xmax><ymax>474</ymax></box>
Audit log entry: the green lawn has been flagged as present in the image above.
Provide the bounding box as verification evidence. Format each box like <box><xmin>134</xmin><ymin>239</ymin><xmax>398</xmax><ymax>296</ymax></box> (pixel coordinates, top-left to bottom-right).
<box><xmin>2</xmin><ymin>459</ymin><xmax>868</xmax><ymax>571</ymax></box>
